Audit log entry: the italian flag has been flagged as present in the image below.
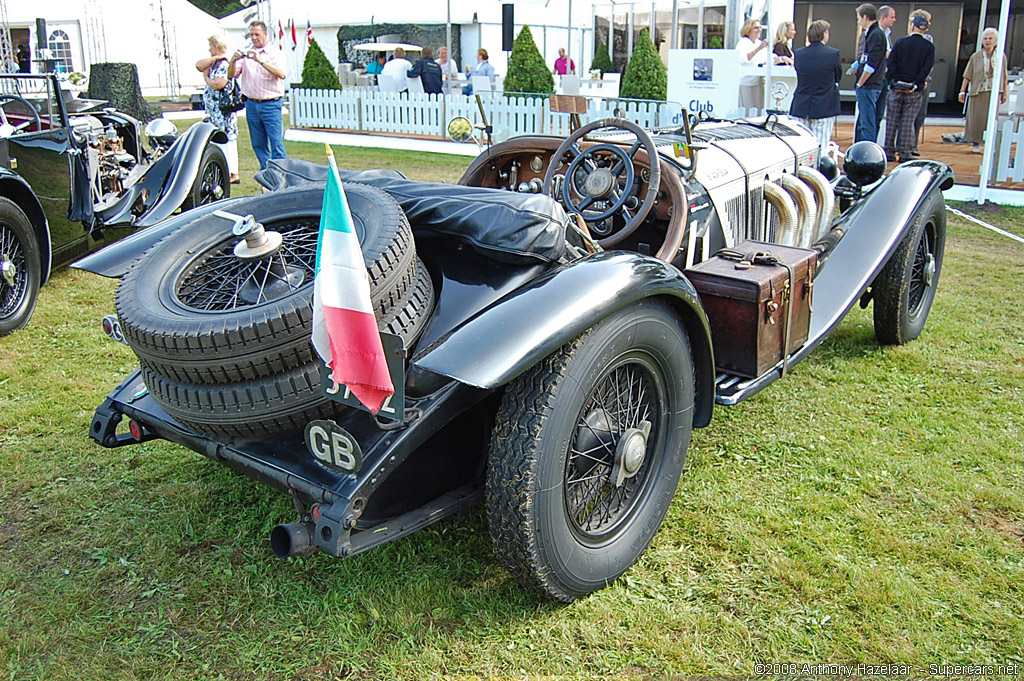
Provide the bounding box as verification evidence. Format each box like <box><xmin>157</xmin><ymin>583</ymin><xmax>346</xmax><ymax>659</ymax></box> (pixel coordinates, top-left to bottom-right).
<box><xmin>311</xmin><ymin>145</ymin><xmax>394</xmax><ymax>414</ymax></box>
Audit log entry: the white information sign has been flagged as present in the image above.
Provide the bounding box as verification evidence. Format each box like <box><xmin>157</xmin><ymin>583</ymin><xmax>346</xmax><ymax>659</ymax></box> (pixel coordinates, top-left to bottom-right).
<box><xmin>667</xmin><ymin>49</ymin><xmax>741</xmax><ymax>120</ymax></box>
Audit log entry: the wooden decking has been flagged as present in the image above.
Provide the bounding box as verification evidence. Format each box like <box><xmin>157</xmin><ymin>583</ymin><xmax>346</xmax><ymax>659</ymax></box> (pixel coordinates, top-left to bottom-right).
<box><xmin>833</xmin><ymin>121</ymin><xmax>1022</xmax><ymax>190</ymax></box>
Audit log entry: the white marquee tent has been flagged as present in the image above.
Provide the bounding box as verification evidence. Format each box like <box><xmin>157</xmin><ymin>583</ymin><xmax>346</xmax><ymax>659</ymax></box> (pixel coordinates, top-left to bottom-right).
<box><xmin>217</xmin><ymin>0</ymin><xmax>597</xmax><ymax>85</ymax></box>
<box><xmin>8</xmin><ymin>0</ymin><xmax>220</xmax><ymax>91</ymax></box>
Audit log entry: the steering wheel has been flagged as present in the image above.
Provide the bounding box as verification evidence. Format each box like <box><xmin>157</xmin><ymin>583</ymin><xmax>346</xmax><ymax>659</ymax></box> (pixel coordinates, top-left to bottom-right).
<box><xmin>0</xmin><ymin>95</ymin><xmax>42</xmax><ymax>133</ymax></box>
<box><xmin>542</xmin><ymin>117</ymin><xmax>661</xmax><ymax>248</ymax></box>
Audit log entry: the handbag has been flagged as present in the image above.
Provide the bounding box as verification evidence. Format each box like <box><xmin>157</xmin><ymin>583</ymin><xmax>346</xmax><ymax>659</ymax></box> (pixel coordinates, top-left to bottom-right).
<box><xmin>892</xmin><ymin>80</ymin><xmax>916</xmax><ymax>92</ymax></box>
<box><xmin>219</xmin><ymin>79</ymin><xmax>245</xmax><ymax>114</ymax></box>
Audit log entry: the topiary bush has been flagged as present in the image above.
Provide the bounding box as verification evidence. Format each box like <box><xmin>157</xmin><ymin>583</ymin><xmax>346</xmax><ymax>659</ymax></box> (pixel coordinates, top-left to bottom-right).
<box><xmin>592</xmin><ymin>42</ymin><xmax>615</xmax><ymax>77</ymax></box>
<box><xmin>502</xmin><ymin>25</ymin><xmax>554</xmax><ymax>95</ymax></box>
<box><xmin>301</xmin><ymin>39</ymin><xmax>341</xmax><ymax>90</ymax></box>
<box><xmin>618</xmin><ymin>29</ymin><xmax>666</xmax><ymax>101</ymax></box>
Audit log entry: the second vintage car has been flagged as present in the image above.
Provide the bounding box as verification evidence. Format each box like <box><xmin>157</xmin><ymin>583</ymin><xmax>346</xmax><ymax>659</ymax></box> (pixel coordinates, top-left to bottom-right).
<box><xmin>0</xmin><ymin>73</ymin><xmax>229</xmax><ymax>336</ymax></box>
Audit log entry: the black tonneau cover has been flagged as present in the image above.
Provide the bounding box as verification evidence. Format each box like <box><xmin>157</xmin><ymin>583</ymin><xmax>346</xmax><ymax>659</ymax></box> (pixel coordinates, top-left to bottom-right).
<box><xmin>256</xmin><ymin>159</ymin><xmax>567</xmax><ymax>265</ymax></box>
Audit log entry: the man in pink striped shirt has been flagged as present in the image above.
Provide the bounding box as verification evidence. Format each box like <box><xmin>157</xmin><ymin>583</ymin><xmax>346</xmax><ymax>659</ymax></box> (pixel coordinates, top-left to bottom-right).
<box><xmin>229</xmin><ymin>21</ymin><xmax>287</xmax><ymax>170</ymax></box>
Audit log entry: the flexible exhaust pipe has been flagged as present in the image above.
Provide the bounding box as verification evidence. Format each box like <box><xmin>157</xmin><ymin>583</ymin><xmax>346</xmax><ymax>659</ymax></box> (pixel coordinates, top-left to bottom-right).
<box><xmin>779</xmin><ymin>173</ymin><xmax>818</xmax><ymax>249</ymax></box>
<box><xmin>270</xmin><ymin>521</ymin><xmax>318</xmax><ymax>558</ymax></box>
<box><xmin>797</xmin><ymin>165</ymin><xmax>836</xmax><ymax>244</ymax></box>
<box><xmin>763</xmin><ymin>181</ymin><xmax>799</xmax><ymax>246</ymax></box>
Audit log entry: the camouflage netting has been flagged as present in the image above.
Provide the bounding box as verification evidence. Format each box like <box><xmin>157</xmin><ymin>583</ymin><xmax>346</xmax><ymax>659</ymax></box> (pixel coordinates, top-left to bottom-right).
<box><xmin>87</xmin><ymin>63</ymin><xmax>160</xmax><ymax>122</ymax></box>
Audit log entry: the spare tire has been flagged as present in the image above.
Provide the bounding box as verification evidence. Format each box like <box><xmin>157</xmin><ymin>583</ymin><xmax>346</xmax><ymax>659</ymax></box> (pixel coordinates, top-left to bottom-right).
<box><xmin>144</xmin><ymin>258</ymin><xmax>435</xmax><ymax>439</ymax></box>
<box><xmin>117</xmin><ymin>184</ymin><xmax>416</xmax><ymax>384</ymax></box>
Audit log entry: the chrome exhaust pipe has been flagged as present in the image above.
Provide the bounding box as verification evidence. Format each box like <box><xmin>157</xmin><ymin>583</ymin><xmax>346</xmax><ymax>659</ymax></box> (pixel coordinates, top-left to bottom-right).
<box><xmin>797</xmin><ymin>165</ymin><xmax>836</xmax><ymax>244</ymax></box>
<box><xmin>779</xmin><ymin>173</ymin><xmax>818</xmax><ymax>249</ymax></box>
<box><xmin>763</xmin><ymin>181</ymin><xmax>799</xmax><ymax>246</ymax></box>
<box><xmin>270</xmin><ymin>521</ymin><xmax>318</xmax><ymax>558</ymax></box>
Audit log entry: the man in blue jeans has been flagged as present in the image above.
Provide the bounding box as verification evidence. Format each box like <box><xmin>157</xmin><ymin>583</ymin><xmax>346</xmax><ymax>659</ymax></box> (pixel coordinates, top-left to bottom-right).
<box><xmin>852</xmin><ymin>3</ymin><xmax>887</xmax><ymax>145</ymax></box>
<box><xmin>229</xmin><ymin>21</ymin><xmax>287</xmax><ymax>170</ymax></box>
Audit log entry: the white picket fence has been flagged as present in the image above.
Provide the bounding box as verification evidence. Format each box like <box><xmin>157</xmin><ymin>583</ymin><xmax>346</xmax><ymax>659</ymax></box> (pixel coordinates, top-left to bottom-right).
<box><xmin>992</xmin><ymin>118</ymin><xmax>1024</xmax><ymax>183</ymax></box>
<box><xmin>289</xmin><ymin>88</ymin><xmax>685</xmax><ymax>139</ymax></box>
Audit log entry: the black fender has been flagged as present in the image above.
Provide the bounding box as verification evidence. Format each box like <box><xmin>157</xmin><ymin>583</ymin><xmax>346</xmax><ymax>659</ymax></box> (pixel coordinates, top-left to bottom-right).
<box><xmin>94</xmin><ymin>120</ymin><xmax>227</xmax><ymax>228</ymax></box>
<box><xmin>71</xmin><ymin>195</ymin><xmax>246</xmax><ymax>279</ymax></box>
<box><xmin>412</xmin><ymin>250</ymin><xmax>716</xmax><ymax>428</ymax></box>
<box><xmin>0</xmin><ymin>169</ymin><xmax>53</xmax><ymax>283</ymax></box>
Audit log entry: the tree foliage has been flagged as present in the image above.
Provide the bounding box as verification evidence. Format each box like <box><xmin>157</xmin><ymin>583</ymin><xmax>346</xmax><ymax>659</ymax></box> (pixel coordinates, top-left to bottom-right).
<box><xmin>301</xmin><ymin>39</ymin><xmax>341</xmax><ymax>90</ymax></box>
<box><xmin>502</xmin><ymin>25</ymin><xmax>554</xmax><ymax>95</ymax></box>
<box><xmin>591</xmin><ymin>42</ymin><xmax>615</xmax><ymax>76</ymax></box>
<box><xmin>618</xmin><ymin>29</ymin><xmax>666</xmax><ymax>101</ymax></box>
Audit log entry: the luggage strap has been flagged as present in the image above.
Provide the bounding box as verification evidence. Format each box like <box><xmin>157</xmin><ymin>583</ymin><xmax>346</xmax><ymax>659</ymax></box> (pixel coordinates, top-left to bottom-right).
<box><xmin>715</xmin><ymin>247</ymin><xmax>795</xmax><ymax>377</ymax></box>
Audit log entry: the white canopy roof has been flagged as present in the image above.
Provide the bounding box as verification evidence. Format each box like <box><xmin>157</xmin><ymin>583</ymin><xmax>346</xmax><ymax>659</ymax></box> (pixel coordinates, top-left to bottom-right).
<box><xmin>219</xmin><ymin>0</ymin><xmax>585</xmax><ymax>29</ymax></box>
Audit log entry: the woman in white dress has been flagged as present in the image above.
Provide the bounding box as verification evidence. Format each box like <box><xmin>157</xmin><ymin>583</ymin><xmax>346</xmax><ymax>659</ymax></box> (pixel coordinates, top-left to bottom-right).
<box><xmin>736</xmin><ymin>19</ymin><xmax>769</xmax><ymax>113</ymax></box>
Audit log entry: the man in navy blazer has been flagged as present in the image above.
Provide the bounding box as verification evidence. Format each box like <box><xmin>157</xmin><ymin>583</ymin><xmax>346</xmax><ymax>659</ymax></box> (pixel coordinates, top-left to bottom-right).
<box><xmin>790</xmin><ymin>19</ymin><xmax>842</xmax><ymax>157</ymax></box>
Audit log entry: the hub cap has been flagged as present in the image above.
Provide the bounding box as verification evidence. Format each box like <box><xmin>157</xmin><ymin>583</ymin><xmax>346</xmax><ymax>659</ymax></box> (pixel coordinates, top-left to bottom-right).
<box><xmin>566</xmin><ymin>360</ymin><xmax>661</xmax><ymax>541</ymax></box>
<box><xmin>174</xmin><ymin>218</ymin><xmax>318</xmax><ymax>311</ymax></box>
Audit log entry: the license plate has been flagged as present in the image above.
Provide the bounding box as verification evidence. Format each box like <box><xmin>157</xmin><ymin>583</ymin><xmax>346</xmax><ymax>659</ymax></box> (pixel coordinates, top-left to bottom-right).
<box><xmin>319</xmin><ymin>331</ymin><xmax>406</xmax><ymax>423</ymax></box>
<box><xmin>305</xmin><ymin>420</ymin><xmax>363</xmax><ymax>474</ymax></box>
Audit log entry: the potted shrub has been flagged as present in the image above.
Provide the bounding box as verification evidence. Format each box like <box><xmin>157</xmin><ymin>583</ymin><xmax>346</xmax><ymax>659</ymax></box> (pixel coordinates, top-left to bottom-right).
<box><xmin>301</xmin><ymin>39</ymin><xmax>342</xmax><ymax>90</ymax></box>
<box><xmin>503</xmin><ymin>25</ymin><xmax>554</xmax><ymax>95</ymax></box>
<box><xmin>619</xmin><ymin>29</ymin><xmax>667</xmax><ymax>101</ymax></box>
<box><xmin>591</xmin><ymin>42</ymin><xmax>615</xmax><ymax>78</ymax></box>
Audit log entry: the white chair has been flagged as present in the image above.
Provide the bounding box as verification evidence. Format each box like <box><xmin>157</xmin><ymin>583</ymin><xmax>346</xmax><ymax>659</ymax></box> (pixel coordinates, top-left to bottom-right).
<box><xmin>560</xmin><ymin>74</ymin><xmax>580</xmax><ymax>95</ymax></box>
<box><xmin>376</xmin><ymin>74</ymin><xmax>395</xmax><ymax>92</ymax></box>
<box><xmin>407</xmin><ymin>76</ymin><xmax>424</xmax><ymax>94</ymax></box>
<box><xmin>472</xmin><ymin>75</ymin><xmax>492</xmax><ymax>95</ymax></box>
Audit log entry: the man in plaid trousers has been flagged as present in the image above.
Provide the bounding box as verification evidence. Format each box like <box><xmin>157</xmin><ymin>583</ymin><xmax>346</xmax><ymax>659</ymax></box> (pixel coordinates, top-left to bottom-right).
<box><xmin>882</xmin><ymin>14</ymin><xmax>935</xmax><ymax>163</ymax></box>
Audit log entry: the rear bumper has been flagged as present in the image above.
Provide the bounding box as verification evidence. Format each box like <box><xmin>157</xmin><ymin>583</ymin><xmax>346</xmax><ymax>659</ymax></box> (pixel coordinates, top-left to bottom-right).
<box><xmin>91</xmin><ymin>368</ymin><xmax>488</xmax><ymax>558</ymax></box>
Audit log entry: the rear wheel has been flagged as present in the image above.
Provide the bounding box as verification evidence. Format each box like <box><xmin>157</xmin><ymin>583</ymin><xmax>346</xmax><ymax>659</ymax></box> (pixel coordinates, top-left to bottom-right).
<box><xmin>873</xmin><ymin>191</ymin><xmax>945</xmax><ymax>345</ymax></box>
<box><xmin>486</xmin><ymin>300</ymin><xmax>694</xmax><ymax>602</ymax></box>
<box><xmin>0</xmin><ymin>198</ymin><xmax>41</xmax><ymax>337</ymax></box>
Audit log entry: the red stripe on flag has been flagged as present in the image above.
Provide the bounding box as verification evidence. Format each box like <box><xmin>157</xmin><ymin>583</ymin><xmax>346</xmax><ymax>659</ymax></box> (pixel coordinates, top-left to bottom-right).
<box><xmin>322</xmin><ymin>305</ymin><xmax>394</xmax><ymax>414</ymax></box>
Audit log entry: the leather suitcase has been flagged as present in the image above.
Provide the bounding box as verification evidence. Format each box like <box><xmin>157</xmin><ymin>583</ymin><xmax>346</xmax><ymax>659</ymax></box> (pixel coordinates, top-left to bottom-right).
<box><xmin>685</xmin><ymin>241</ymin><xmax>817</xmax><ymax>379</ymax></box>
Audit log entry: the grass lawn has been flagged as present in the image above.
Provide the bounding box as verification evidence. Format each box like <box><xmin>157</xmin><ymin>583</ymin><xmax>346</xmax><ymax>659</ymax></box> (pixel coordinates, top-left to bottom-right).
<box><xmin>0</xmin><ymin>121</ymin><xmax>1022</xmax><ymax>678</ymax></box>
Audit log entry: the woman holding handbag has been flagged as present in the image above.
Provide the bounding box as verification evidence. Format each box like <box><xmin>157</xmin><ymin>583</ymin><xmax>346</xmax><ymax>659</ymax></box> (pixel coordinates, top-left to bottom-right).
<box><xmin>195</xmin><ymin>35</ymin><xmax>240</xmax><ymax>183</ymax></box>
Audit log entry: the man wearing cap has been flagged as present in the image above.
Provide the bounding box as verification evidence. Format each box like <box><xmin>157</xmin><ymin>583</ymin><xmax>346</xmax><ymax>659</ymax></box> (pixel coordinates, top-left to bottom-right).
<box><xmin>882</xmin><ymin>14</ymin><xmax>935</xmax><ymax>163</ymax></box>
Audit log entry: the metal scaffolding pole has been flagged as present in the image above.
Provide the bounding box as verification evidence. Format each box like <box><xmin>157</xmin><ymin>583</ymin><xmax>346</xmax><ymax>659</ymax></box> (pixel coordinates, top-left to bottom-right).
<box><xmin>976</xmin><ymin>0</ymin><xmax>1010</xmax><ymax>204</ymax></box>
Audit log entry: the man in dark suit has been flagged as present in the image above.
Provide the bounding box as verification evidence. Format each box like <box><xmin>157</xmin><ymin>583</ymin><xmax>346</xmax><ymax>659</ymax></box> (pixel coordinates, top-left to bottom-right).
<box><xmin>790</xmin><ymin>19</ymin><xmax>842</xmax><ymax>158</ymax></box>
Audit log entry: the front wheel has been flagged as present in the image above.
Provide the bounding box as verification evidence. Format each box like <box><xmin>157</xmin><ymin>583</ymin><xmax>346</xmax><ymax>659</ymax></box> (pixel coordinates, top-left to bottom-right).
<box><xmin>486</xmin><ymin>300</ymin><xmax>695</xmax><ymax>602</ymax></box>
<box><xmin>0</xmin><ymin>198</ymin><xmax>42</xmax><ymax>337</ymax></box>
<box><xmin>183</xmin><ymin>144</ymin><xmax>229</xmax><ymax>210</ymax></box>
<box><xmin>872</xmin><ymin>190</ymin><xmax>946</xmax><ymax>345</ymax></box>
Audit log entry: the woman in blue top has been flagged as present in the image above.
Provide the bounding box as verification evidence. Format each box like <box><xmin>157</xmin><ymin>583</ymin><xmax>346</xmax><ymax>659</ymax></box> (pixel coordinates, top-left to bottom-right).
<box><xmin>364</xmin><ymin>52</ymin><xmax>386</xmax><ymax>75</ymax></box>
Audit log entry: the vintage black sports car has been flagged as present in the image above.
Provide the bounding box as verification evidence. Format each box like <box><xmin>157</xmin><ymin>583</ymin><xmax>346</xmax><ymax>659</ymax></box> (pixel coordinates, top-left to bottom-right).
<box><xmin>0</xmin><ymin>73</ymin><xmax>229</xmax><ymax>336</ymax></box>
<box><xmin>74</xmin><ymin>104</ymin><xmax>952</xmax><ymax>602</ymax></box>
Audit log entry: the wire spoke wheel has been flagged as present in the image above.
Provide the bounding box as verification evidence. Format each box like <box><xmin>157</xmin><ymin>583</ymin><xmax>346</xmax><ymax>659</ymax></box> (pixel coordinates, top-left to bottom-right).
<box><xmin>198</xmin><ymin>158</ymin><xmax>225</xmax><ymax>205</ymax></box>
<box><xmin>174</xmin><ymin>219</ymin><xmax>318</xmax><ymax>312</ymax></box>
<box><xmin>486</xmin><ymin>300</ymin><xmax>694</xmax><ymax>601</ymax></box>
<box><xmin>0</xmin><ymin>198</ymin><xmax>41</xmax><ymax>336</ymax></box>
<box><xmin>0</xmin><ymin>223</ymin><xmax>28</xmax><ymax>318</ymax></box>
<box><xmin>908</xmin><ymin>224</ymin><xmax>934</xmax><ymax>315</ymax></box>
<box><xmin>872</xmin><ymin>191</ymin><xmax>945</xmax><ymax>345</ymax></box>
<box><xmin>565</xmin><ymin>358</ymin><xmax>661</xmax><ymax>542</ymax></box>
